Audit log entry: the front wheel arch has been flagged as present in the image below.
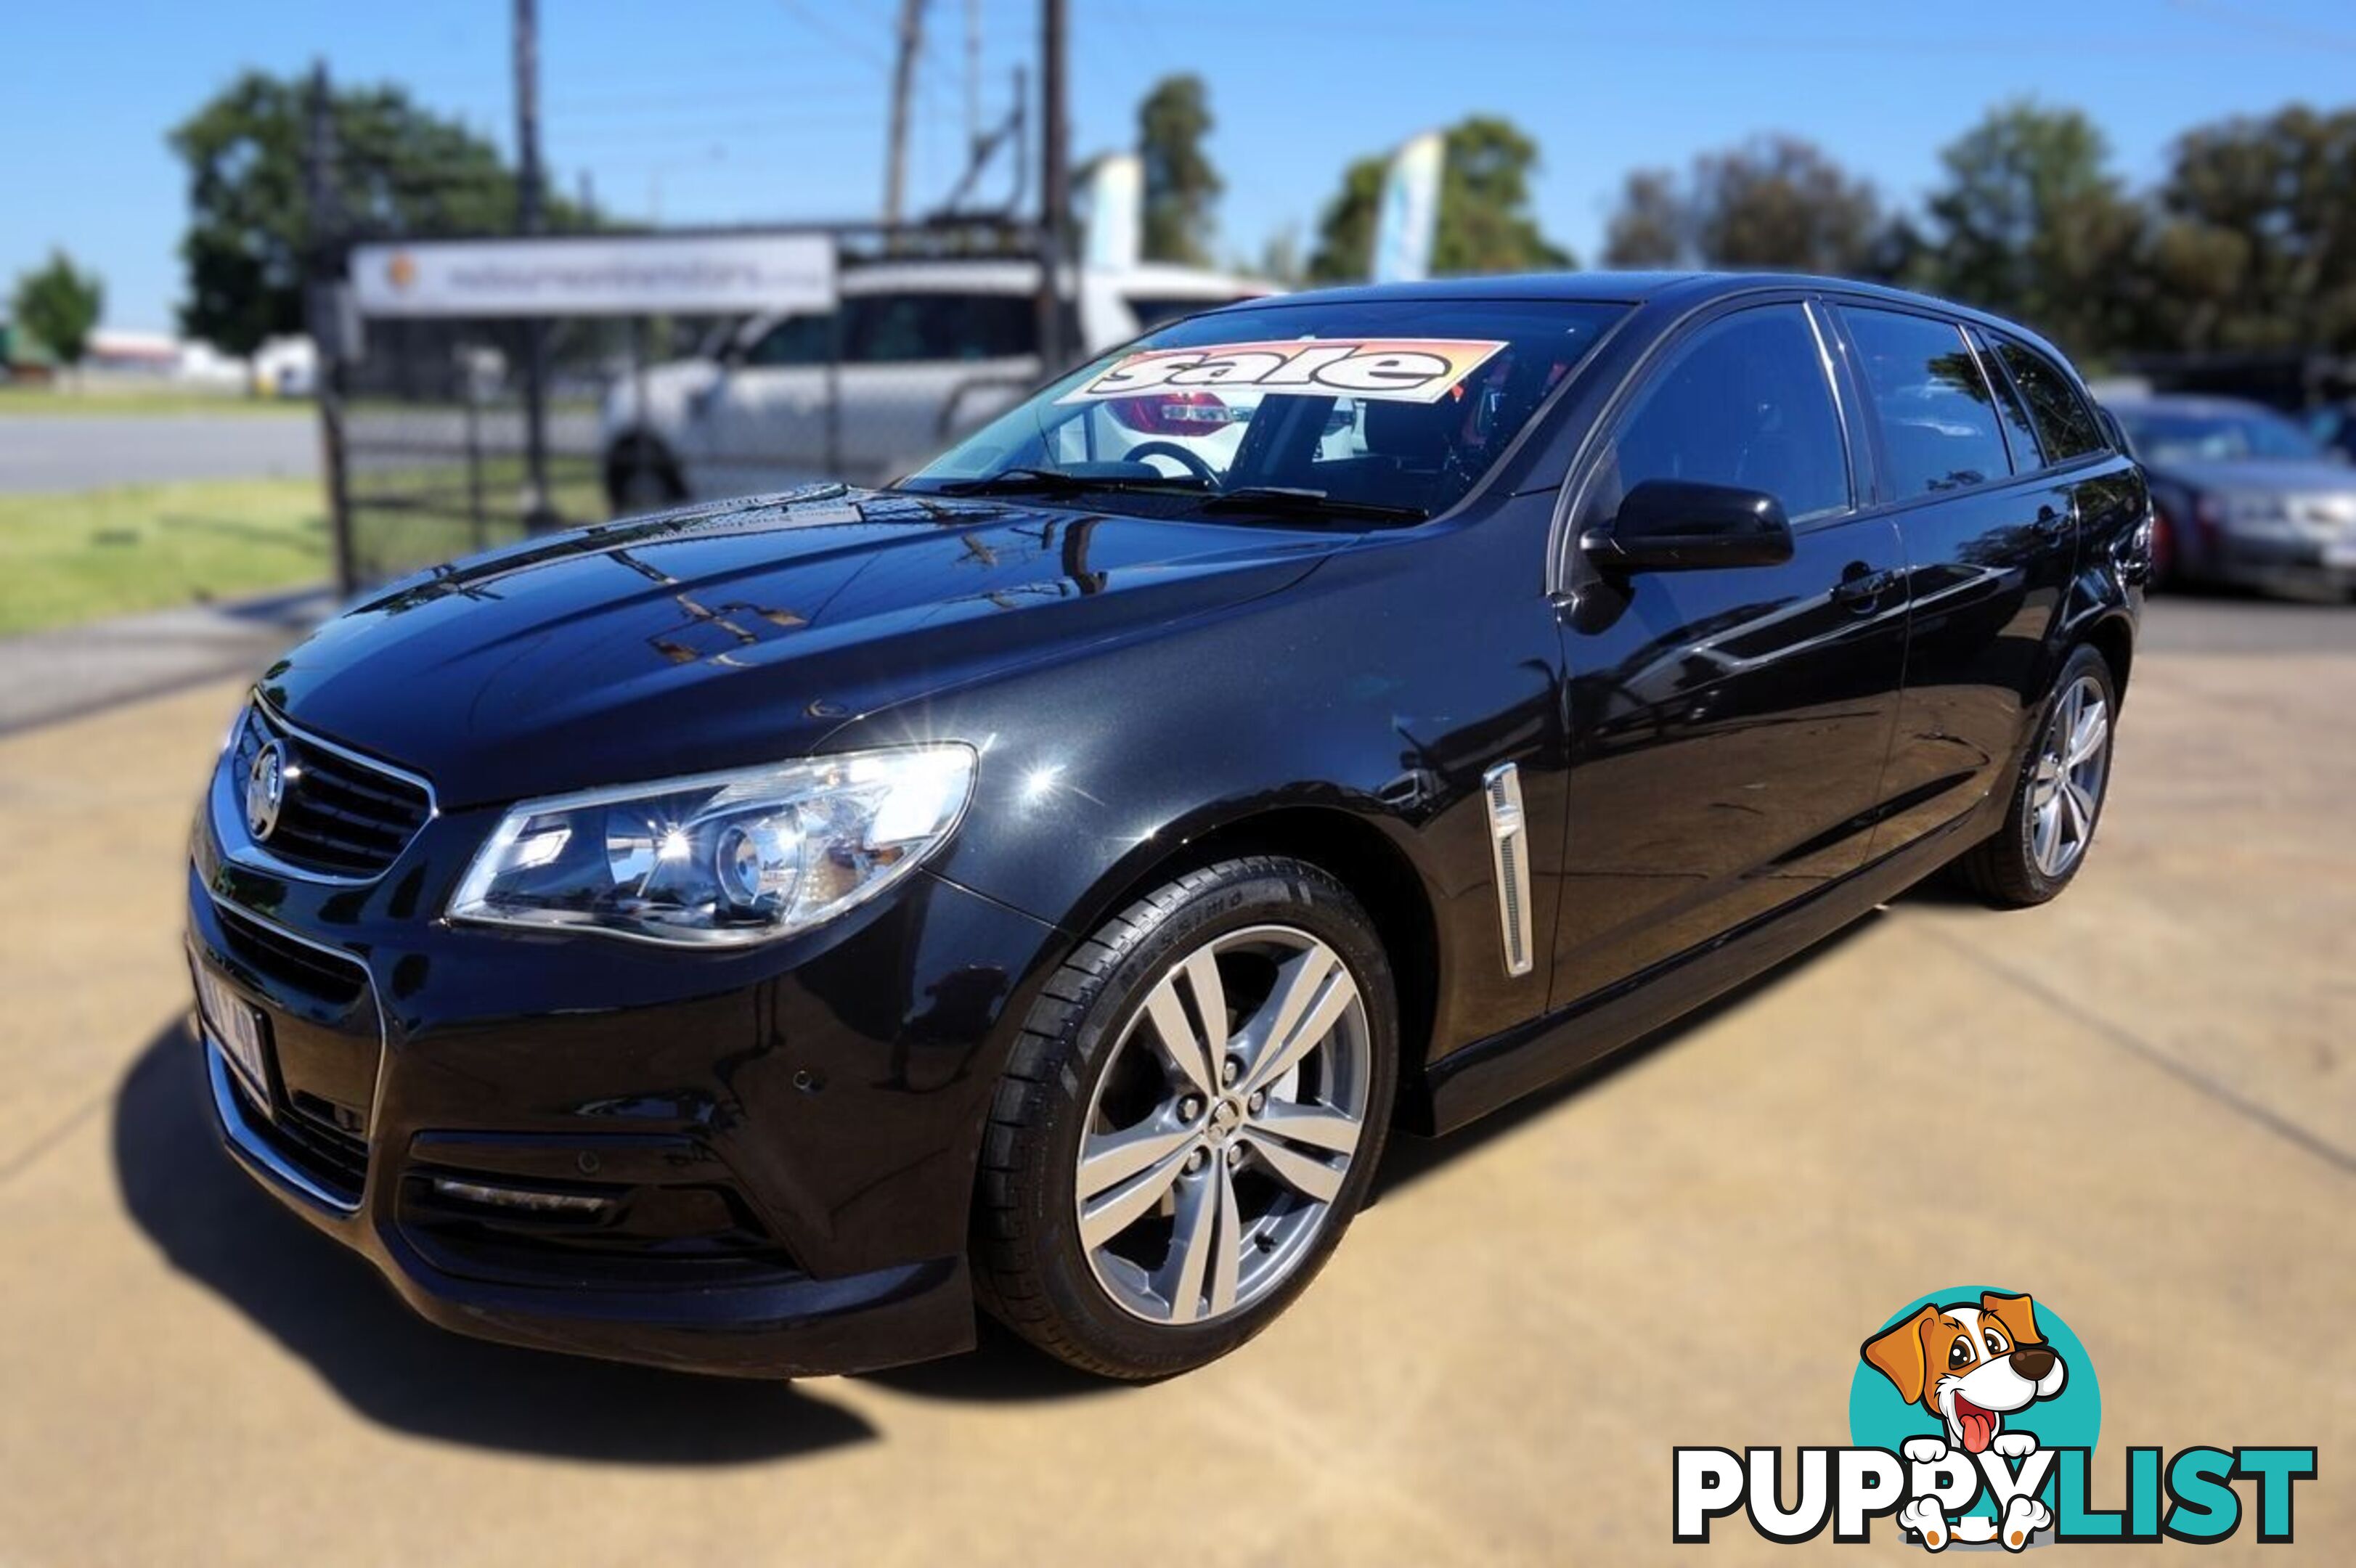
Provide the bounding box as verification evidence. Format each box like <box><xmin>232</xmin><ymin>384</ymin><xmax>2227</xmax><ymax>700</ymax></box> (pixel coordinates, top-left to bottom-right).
<box><xmin>1043</xmin><ymin>804</ymin><xmax>1441</xmax><ymax>1124</ymax></box>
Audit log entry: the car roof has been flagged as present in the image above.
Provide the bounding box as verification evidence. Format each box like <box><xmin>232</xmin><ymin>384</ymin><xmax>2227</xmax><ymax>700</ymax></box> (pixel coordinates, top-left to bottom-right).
<box><xmin>2103</xmin><ymin>393</ymin><xmax>2281</xmax><ymax>420</ymax></box>
<box><xmin>835</xmin><ymin>258</ymin><xmax>1273</xmax><ymax>297</ymax></box>
<box><xmin>1212</xmin><ymin>271</ymin><xmax>2066</xmax><ymax>352</ymax></box>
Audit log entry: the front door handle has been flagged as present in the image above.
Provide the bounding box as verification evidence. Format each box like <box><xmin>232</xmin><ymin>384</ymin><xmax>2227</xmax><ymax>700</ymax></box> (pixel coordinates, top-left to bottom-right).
<box><xmin>1831</xmin><ymin>565</ymin><xmax>1898</xmax><ymax>613</ymax></box>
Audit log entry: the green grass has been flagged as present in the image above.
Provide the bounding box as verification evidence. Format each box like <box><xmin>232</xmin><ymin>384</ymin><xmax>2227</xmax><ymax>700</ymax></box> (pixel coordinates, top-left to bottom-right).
<box><xmin>346</xmin><ymin>454</ymin><xmax>607</xmax><ymax>581</ymax></box>
<box><xmin>0</xmin><ymin>478</ymin><xmax>330</xmax><ymax>636</ymax></box>
<box><xmin>0</xmin><ymin>383</ymin><xmax>309</xmax><ymax>418</ymax></box>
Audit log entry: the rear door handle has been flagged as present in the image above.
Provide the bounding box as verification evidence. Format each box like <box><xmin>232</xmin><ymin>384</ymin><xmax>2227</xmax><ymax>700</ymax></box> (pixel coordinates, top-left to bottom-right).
<box><xmin>1831</xmin><ymin>567</ymin><xmax>1898</xmax><ymax>613</ymax></box>
<box><xmin>2035</xmin><ymin>503</ymin><xmax>2074</xmax><ymax>539</ymax></box>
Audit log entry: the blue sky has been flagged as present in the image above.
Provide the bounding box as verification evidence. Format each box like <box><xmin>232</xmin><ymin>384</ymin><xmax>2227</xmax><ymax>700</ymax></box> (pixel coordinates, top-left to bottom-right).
<box><xmin>9</xmin><ymin>0</ymin><xmax>2356</xmax><ymax>333</ymax></box>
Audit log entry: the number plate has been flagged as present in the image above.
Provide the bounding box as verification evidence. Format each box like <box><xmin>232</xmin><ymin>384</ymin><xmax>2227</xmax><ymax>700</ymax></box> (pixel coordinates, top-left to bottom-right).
<box><xmin>195</xmin><ymin>965</ymin><xmax>272</xmax><ymax>1106</ymax></box>
<box><xmin>2323</xmin><ymin>539</ymin><xmax>2356</xmax><ymax>569</ymax></box>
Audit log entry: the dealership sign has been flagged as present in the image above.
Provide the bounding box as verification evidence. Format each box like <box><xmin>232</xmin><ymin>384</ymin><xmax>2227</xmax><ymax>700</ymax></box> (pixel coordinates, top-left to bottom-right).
<box><xmin>349</xmin><ymin>233</ymin><xmax>836</xmax><ymax>318</ymax></box>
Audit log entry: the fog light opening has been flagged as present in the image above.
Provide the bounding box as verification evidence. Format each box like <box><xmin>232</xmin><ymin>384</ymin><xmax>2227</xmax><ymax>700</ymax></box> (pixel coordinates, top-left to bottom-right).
<box><xmin>431</xmin><ymin>1176</ymin><xmax>614</xmax><ymax>1218</ymax></box>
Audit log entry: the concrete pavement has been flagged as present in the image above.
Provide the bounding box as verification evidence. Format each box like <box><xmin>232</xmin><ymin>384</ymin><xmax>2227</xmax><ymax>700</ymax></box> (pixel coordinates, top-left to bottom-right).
<box><xmin>0</xmin><ymin>412</ymin><xmax>317</xmax><ymax>493</ymax></box>
<box><xmin>0</xmin><ymin>587</ymin><xmax>333</xmax><ymax>737</ymax></box>
<box><xmin>0</xmin><ymin>600</ymin><xmax>2347</xmax><ymax>1566</ymax></box>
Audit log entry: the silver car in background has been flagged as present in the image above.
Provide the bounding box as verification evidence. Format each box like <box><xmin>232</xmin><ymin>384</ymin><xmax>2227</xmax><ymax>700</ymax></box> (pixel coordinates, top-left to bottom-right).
<box><xmin>2110</xmin><ymin>394</ymin><xmax>2356</xmax><ymax>599</ymax></box>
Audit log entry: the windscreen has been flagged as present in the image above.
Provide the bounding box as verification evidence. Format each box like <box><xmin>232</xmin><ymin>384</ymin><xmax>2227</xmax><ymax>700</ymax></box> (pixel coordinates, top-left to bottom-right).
<box><xmin>901</xmin><ymin>298</ymin><xmax>1626</xmax><ymax>521</ymax></box>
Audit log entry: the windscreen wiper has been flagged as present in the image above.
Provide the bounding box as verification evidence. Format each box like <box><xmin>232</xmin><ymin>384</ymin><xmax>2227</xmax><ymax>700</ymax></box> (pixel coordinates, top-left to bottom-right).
<box><xmin>1196</xmin><ymin>486</ymin><xmax>1427</xmax><ymax>523</ymax></box>
<box><xmin>926</xmin><ymin>467</ymin><xmax>1210</xmax><ymax>498</ymax></box>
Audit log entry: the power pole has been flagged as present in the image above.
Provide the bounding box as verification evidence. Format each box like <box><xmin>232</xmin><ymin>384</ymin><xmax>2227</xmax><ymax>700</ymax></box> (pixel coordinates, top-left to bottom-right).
<box><xmin>303</xmin><ymin>60</ymin><xmax>355</xmax><ymax>596</ymax></box>
<box><xmin>1038</xmin><ymin>0</ymin><xmax>1068</xmax><ymax>369</ymax></box>
<box><xmin>514</xmin><ymin>0</ymin><xmax>554</xmax><ymax>530</ymax></box>
<box><xmin>884</xmin><ymin>0</ymin><xmax>928</xmax><ymax>227</ymax></box>
<box><xmin>966</xmin><ymin>0</ymin><xmax>982</xmax><ymax>160</ymax></box>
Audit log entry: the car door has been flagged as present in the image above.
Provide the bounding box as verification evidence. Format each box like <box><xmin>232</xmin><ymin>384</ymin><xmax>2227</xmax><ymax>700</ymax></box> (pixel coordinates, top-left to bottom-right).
<box><xmin>698</xmin><ymin>312</ymin><xmax>836</xmax><ymax>497</ymax></box>
<box><xmin>1550</xmin><ymin>299</ymin><xmax>1909</xmax><ymax>1009</ymax></box>
<box><xmin>1830</xmin><ymin>305</ymin><xmax>2082</xmax><ymax>859</ymax></box>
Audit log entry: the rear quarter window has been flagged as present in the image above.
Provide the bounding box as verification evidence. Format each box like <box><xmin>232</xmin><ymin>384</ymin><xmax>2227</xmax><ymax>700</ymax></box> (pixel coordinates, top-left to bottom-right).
<box><xmin>1994</xmin><ymin>338</ymin><xmax>2106</xmax><ymax>462</ymax></box>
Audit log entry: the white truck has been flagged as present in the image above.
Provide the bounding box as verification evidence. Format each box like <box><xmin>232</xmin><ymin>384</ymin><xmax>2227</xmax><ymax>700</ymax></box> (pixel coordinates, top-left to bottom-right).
<box><xmin>599</xmin><ymin>259</ymin><xmax>1276</xmax><ymax>510</ymax></box>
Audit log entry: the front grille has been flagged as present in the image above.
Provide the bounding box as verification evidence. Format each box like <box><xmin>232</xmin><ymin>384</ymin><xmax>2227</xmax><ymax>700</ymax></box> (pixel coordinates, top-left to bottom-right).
<box><xmin>214</xmin><ymin>903</ymin><xmax>369</xmax><ymax>1007</ymax></box>
<box><xmin>232</xmin><ymin>703</ymin><xmax>432</xmax><ymax>879</ymax></box>
<box><xmin>223</xmin><ymin>1064</ymin><xmax>369</xmax><ymax>1204</ymax></box>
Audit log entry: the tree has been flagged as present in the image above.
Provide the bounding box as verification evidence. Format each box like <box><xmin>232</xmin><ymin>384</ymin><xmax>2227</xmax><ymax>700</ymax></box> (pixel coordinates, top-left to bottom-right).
<box><xmin>1305</xmin><ymin>155</ymin><xmax>1387</xmax><ymax>283</ymax></box>
<box><xmin>1599</xmin><ymin>136</ymin><xmax>1885</xmax><ymax>277</ymax></box>
<box><xmin>1689</xmin><ymin>135</ymin><xmax>1882</xmax><ymax>274</ymax></box>
<box><xmin>1602</xmin><ymin>168</ymin><xmax>1686</xmax><ymax>268</ymax></box>
<box><xmin>1430</xmin><ymin>117</ymin><xmax>1572</xmax><ymax>275</ymax></box>
<box><xmin>1137</xmin><ymin>74</ymin><xmax>1221</xmax><ymax>266</ymax></box>
<box><xmin>1913</xmin><ymin>102</ymin><xmax>2144</xmax><ymax>362</ymax></box>
<box><xmin>2144</xmin><ymin>105</ymin><xmax>2356</xmax><ymax>354</ymax></box>
<box><xmin>1307</xmin><ymin>117</ymin><xmax>1571</xmax><ymax>282</ymax></box>
<box><xmin>12</xmin><ymin>251</ymin><xmax>103</xmax><ymax>369</ymax></box>
<box><xmin>170</xmin><ymin>70</ymin><xmax>582</xmax><ymax>355</ymax></box>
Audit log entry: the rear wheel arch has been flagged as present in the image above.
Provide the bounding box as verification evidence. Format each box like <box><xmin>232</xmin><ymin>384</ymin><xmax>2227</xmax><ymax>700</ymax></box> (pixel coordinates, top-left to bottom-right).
<box><xmin>2084</xmin><ymin>612</ymin><xmax>2135</xmax><ymax>707</ymax></box>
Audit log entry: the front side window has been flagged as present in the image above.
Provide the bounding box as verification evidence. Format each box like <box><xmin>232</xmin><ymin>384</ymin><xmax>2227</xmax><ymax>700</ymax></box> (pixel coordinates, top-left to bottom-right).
<box><xmin>745</xmin><ymin>314</ymin><xmax>835</xmax><ymax>367</ymax></box>
<box><xmin>902</xmin><ymin>298</ymin><xmax>1626</xmax><ymax>523</ymax></box>
<box><xmin>1994</xmin><ymin>338</ymin><xmax>2106</xmax><ymax>462</ymax></box>
<box><xmin>1584</xmin><ymin>303</ymin><xmax>1850</xmax><ymax>526</ymax></box>
<box><xmin>841</xmin><ymin>293</ymin><xmax>1038</xmax><ymax>363</ymax></box>
<box><xmin>1843</xmin><ymin>308</ymin><xmax>2013</xmax><ymax>499</ymax></box>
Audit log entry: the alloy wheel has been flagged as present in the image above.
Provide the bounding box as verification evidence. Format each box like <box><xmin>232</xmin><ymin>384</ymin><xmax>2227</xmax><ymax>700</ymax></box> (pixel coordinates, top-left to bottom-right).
<box><xmin>2028</xmin><ymin>674</ymin><xmax>2111</xmax><ymax>879</ymax></box>
<box><xmin>1074</xmin><ymin>924</ymin><xmax>1371</xmax><ymax>1326</ymax></box>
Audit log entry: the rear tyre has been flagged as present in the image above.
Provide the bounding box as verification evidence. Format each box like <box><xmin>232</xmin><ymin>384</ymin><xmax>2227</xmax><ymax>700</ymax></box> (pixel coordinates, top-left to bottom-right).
<box><xmin>972</xmin><ymin>857</ymin><xmax>1397</xmax><ymax>1380</ymax></box>
<box><xmin>1950</xmin><ymin>644</ymin><xmax>2118</xmax><ymax>909</ymax></box>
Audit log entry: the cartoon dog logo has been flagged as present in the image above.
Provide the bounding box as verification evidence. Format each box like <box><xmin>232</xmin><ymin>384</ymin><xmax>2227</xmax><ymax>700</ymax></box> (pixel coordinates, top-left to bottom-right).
<box><xmin>1863</xmin><ymin>1290</ymin><xmax>2068</xmax><ymax>1551</ymax></box>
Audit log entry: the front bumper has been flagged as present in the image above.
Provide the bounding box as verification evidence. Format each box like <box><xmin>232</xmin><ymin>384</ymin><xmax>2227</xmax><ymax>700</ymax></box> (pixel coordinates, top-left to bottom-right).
<box><xmin>186</xmin><ymin>772</ymin><xmax>1061</xmax><ymax>1379</ymax></box>
<box><xmin>2212</xmin><ymin>531</ymin><xmax>2356</xmax><ymax>595</ymax></box>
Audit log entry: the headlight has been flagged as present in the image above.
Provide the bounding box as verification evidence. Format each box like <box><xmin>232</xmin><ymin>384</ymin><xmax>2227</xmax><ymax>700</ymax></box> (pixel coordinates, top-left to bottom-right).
<box><xmin>449</xmin><ymin>745</ymin><xmax>976</xmax><ymax>947</ymax></box>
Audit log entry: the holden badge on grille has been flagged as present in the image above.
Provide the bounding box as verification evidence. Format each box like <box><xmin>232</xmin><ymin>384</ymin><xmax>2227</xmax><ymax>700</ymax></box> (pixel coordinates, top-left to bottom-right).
<box><xmin>245</xmin><ymin>738</ymin><xmax>288</xmax><ymax>841</ymax></box>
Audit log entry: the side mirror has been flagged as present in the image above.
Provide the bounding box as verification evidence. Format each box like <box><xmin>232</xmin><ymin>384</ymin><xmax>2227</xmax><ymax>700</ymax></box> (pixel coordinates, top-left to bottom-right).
<box><xmin>1582</xmin><ymin>480</ymin><xmax>1795</xmax><ymax>573</ymax></box>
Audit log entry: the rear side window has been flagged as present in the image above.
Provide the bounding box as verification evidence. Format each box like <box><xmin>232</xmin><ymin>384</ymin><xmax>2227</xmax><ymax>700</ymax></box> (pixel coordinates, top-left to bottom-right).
<box><xmin>1842</xmin><ymin>308</ymin><xmax>2013</xmax><ymax>499</ymax></box>
<box><xmin>1993</xmin><ymin>337</ymin><xmax>2106</xmax><ymax>462</ymax></box>
<box><xmin>1590</xmin><ymin>303</ymin><xmax>1850</xmax><ymax>525</ymax></box>
<box><xmin>841</xmin><ymin>293</ymin><xmax>1039</xmax><ymax>363</ymax></box>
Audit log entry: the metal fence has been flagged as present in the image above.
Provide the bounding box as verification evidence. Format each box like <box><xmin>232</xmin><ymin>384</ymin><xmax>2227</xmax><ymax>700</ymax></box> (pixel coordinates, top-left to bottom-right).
<box><xmin>319</xmin><ymin>220</ymin><xmax>1065</xmax><ymax>591</ymax></box>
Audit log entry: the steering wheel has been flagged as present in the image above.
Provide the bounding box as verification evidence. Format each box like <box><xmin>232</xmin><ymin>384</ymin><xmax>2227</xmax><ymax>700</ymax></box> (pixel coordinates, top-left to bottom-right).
<box><xmin>1120</xmin><ymin>441</ymin><xmax>1221</xmax><ymax>487</ymax></box>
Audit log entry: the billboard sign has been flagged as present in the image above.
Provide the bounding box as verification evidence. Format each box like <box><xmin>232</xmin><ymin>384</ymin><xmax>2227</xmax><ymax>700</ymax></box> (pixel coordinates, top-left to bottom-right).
<box><xmin>349</xmin><ymin>233</ymin><xmax>838</xmax><ymax>318</ymax></box>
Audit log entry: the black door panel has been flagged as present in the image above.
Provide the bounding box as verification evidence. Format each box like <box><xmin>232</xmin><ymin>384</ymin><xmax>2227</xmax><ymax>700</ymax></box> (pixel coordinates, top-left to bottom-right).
<box><xmin>1833</xmin><ymin>306</ymin><xmax>2082</xmax><ymax>858</ymax></box>
<box><xmin>1870</xmin><ymin>486</ymin><xmax>2076</xmax><ymax>852</ymax></box>
<box><xmin>1548</xmin><ymin>301</ymin><xmax>1907</xmax><ymax>1009</ymax></box>
<box><xmin>1552</xmin><ymin>516</ymin><xmax>1908</xmax><ymax>1007</ymax></box>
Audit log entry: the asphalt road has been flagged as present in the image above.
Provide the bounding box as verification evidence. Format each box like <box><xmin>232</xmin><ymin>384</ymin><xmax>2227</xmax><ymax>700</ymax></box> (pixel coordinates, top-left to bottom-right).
<box><xmin>0</xmin><ymin>412</ymin><xmax>317</xmax><ymax>493</ymax></box>
<box><xmin>0</xmin><ymin>596</ymin><xmax>2347</xmax><ymax>1565</ymax></box>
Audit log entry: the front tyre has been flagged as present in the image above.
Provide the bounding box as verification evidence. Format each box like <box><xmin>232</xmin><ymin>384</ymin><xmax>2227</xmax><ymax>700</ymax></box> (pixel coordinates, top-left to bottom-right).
<box><xmin>1951</xmin><ymin>644</ymin><xmax>2119</xmax><ymax>908</ymax></box>
<box><xmin>973</xmin><ymin>857</ymin><xmax>1398</xmax><ymax>1380</ymax></box>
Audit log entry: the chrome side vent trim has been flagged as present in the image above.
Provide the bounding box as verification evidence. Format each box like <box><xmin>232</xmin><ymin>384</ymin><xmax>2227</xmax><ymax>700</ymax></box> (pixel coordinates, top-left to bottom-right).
<box><xmin>1482</xmin><ymin>761</ymin><xmax>1535</xmax><ymax>979</ymax></box>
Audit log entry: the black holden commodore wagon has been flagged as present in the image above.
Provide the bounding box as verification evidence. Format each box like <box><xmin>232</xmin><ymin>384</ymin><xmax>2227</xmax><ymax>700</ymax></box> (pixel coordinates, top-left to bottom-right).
<box><xmin>187</xmin><ymin>274</ymin><xmax>2148</xmax><ymax>1381</ymax></box>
